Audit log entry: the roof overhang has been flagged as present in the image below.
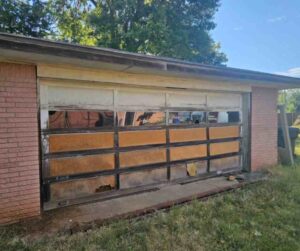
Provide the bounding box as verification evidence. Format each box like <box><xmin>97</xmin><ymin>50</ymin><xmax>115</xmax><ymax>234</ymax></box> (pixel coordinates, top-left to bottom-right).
<box><xmin>0</xmin><ymin>32</ymin><xmax>300</xmax><ymax>89</ymax></box>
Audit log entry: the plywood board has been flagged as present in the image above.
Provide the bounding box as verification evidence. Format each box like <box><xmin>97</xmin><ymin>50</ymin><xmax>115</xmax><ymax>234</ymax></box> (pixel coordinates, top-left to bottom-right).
<box><xmin>209</xmin><ymin>141</ymin><xmax>239</xmax><ymax>156</ymax></box>
<box><xmin>170</xmin><ymin>128</ymin><xmax>206</xmax><ymax>143</ymax></box>
<box><xmin>170</xmin><ymin>144</ymin><xmax>207</xmax><ymax>161</ymax></box>
<box><xmin>49</xmin><ymin>132</ymin><xmax>114</xmax><ymax>153</ymax></box>
<box><xmin>119</xmin><ymin>130</ymin><xmax>166</xmax><ymax>147</ymax></box>
<box><xmin>49</xmin><ymin>154</ymin><xmax>115</xmax><ymax>176</ymax></box>
<box><xmin>209</xmin><ymin>126</ymin><xmax>240</xmax><ymax>139</ymax></box>
<box><xmin>50</xmin><ymin>175</ymin><xmax>115</xmax><ymax>201</ymax></box>
<box><xmin>117</xmin><ymin>89</ymin><xmax>165</xmax><ymax>107</ymax></box>
<box><xmin>120</xmin><ymin>168</ymin><xmax>167</xmax><ymax>189</ymax></box>
<box><xmin>210</xmin><ymin>156</ymin><xmax>240</xmax><ymax>172</ymax></box>
<box><xmin>120</xmin><ymin>148</ymin><xmax>166</xmax><ymax>168</ymax></box>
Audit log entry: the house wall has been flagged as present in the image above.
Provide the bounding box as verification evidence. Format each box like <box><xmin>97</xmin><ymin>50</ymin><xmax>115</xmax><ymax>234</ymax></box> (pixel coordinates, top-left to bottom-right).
<box><xmin>251</xmin><ymin>87</ymin><xmax>278</xmax><ymax>171</ymax></box>
<box><xmin>0</xmin><ymin>63</ymin><xmax>40</xmax><ymax>225</ymax></box>
<box><xmin>0</xmin><ymin>61</ymin><xmax>280</xmax><ymax>224</ymax></box>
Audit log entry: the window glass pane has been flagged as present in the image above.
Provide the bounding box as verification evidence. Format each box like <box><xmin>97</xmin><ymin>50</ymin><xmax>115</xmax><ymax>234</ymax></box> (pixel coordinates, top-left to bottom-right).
<box><xmin>48</xmin><ymin>111</ymin><xmax>114</xmax><ymax>129</ymax></box>
<box><xmin>208</xmin><ymin>111</ymin><xmax>240</xmax><ymax>123</ymax></box>
<box><xmin>117</xmin><ymin>111</ymin><xmax>165</xmax><ymax>126</ymax></box>
<box><xmin>169</xmin><ymin>111</ymin><xmax>206</xmax><ymax>125</ymax></box>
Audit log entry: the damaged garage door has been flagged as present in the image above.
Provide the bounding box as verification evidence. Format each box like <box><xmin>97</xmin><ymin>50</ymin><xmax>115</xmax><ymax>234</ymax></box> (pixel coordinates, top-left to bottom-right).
<box><xmin>40</xmin><ymin>85</ymin><xmax>250</xmax><ymax>210</ymax></box>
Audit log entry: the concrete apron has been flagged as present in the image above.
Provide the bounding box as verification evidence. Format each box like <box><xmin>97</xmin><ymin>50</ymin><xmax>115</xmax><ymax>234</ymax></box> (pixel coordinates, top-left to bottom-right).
<box><xmin>23</xmin><ymin>174</ymin><xmax>266</xmax><ymax>237</ymax></box>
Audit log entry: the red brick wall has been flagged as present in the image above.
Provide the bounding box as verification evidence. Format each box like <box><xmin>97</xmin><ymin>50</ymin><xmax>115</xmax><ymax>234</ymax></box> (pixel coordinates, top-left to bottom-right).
<box><xmin>251</xmin><ymin>87</ymin><xmax>278</xmax><ymax>171</ymax></box>
<box><xmin>0</xmin><ymin>63</ymin><xmax>40</xmax><ymax>225</ymax></box>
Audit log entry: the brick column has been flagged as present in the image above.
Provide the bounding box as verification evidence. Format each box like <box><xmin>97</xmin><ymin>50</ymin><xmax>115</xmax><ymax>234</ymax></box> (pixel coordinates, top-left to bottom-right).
<box><xmin>251</xmin><ymin>87</ymin><xmax>278</xmax><ymax>171</ymax></box>
<box><xmin>0</xmin><ymin>63</ymin><xmax>40</xmax><ymax>225</ymax></box>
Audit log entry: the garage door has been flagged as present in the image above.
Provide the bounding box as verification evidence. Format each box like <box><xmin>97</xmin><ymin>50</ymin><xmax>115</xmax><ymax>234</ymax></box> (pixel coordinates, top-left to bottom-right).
<box><xmin>40</xmin><ymin>85</ymin><xmax>249</xmax><ymax>210</ymax></box>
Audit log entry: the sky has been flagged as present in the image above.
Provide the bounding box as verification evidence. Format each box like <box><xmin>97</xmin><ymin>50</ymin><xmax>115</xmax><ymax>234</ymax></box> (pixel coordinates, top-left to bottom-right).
<box><xmin>212</xmin><ymin>0</ymin><xmax>300</xmax><ymax>77</ymax></box>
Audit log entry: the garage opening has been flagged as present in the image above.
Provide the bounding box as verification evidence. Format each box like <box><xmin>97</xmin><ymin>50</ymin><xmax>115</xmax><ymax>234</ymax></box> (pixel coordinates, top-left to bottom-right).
<box><xmin>40</xmin><ymin>85</ymin><xmax>249</xmax><ymax>210</ymax></box>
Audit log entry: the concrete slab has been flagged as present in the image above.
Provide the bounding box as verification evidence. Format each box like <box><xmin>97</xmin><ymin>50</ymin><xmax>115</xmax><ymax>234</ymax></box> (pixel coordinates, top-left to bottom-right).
<box><xmin>30</xmin><ymin>176</ymin><xmax>241</xmax><ymax>235</ymax></box>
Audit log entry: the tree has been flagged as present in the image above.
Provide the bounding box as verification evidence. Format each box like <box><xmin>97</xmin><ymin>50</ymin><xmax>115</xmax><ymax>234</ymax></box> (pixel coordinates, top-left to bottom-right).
<box><xmin>51</xmin><ymin>0</ymin><xmax>227</xmax><ymax>65</ymax></box>
<box><xmin>279</xmin><ymin>89</ymin><xmax>300</xmax><ymax>113</ymax></box>
<box><xmin>0</xmin><ymin>0</ymin><xmax>53</xmax><ymax>37</ymax></box>
<box><xmin>49</xmin><ymin>0</ymin><xmax>97</xmax><ymax>45</ymax></box>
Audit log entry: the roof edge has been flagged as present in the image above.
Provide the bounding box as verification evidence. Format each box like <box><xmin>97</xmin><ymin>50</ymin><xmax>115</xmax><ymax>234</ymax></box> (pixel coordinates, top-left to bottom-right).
<box><xmin>0</xmin><ymin>32</ymin><xmax>300</xmax><ymax>87</ymax></box>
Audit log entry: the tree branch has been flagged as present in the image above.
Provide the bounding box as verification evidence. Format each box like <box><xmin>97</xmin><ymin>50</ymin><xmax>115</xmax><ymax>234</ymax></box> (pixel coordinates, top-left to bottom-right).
<box><xmin>90</xmin><ymin>0</ymin><xmax>97</xmax><ymax>7</ymax></box>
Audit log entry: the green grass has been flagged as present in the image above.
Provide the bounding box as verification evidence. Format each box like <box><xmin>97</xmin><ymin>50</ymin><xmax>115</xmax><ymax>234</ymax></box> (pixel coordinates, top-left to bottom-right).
<box><xmin>1</xmin><ymin>165</ymin><xmax>300</xmax><ymax>251</ymax></box>
<box><xmin>2</xmin><ymin>132</ymin><xmax>300</xmax><ymax>250</ymax></box>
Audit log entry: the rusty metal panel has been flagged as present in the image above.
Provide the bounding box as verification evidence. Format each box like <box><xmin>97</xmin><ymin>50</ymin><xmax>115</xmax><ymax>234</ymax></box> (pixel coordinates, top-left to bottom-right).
<box><xmin>49</xmin><ymin>132</ymin><xmax>114</xmax><ymax>153</ymax></box>
<box><xmin>169</xmin><ymin>128</ymin><xmax>206</xmax><ymax>143</ymax></box>
<box><xmin>50</xmin><ymin>175</ymin><xmax>115</xmax><ymax>201</ymax></box>
<box><xmin>119</xmin><ymin>130</ymin><xmax>166</xmax><ymax>147</ymax></box>
<box><xmin>210</xmin><ymin>141</ymin><xmax>240</xmax><ymax>156</ymax></box>
<box><xmin>120</xmin><ymin>168</ymin><xmax>167</xmax><ymax>189</ymax></box>
<box><xmin>49</xmin><ymin>154</ymin><xmax>115</xmax><ymax>177</ymax></box>
<box><xmin>209</xmin><ymin>126</ymin><xmax>240</xmax><ymax>139</ymax></box>
<box><xmin>119</xmin><ymin>148</ymin><xmax>166</xmax><ymax>168</ymax></box>
<box><xmin>170</xmin><ymin>144</ymin><xmax>207</xmax><ymax>161</ymax></box>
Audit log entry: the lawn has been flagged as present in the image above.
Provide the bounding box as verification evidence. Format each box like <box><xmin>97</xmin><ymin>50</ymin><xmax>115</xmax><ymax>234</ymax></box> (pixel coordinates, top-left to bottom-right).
<box><xmin>1</xmin><ymin>165</ymin><xmax>300</xmax><ymax>251</ymax></box>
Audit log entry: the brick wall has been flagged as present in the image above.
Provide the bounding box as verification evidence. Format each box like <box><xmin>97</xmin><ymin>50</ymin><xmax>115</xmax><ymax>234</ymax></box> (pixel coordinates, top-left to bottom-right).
<box><xmin>0</xmin><ymin>63</ymin><xmax>40</xmax><ymax>225</ymax></box>
<box><xmin>251</xmin><ymin>86</ymin><xmax>278</xmax><ymax>171</ymax></box>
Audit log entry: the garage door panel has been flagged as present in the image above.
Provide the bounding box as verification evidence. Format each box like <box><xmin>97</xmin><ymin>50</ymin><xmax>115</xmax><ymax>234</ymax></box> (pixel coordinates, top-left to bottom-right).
<box><xmin>47</xmin><ymin>86</ymin><xmax>114</xmax><ymax>108</ymax></box>
<box><xmin>210</xmin><ymin>141</ymin><xmax>240</xmax><ymax>156</ymax></box>
<box><xmin>120</xmin><ymin>148</ymin><xmax>166</xmax><ymax>168</ymax></box>
<box><xmin>49</xmin><ymin>132</ymin><xmax>114</xmax><ymax>153</ymax></box>
<box><xmin>168</xmin><ymin>92</ymin><xmax>206</xmax><ymax>108</ymax></box>
<box><xmin>119</xmin><ymin>130</ymin><xmax>166</xmax><ymax>147</ymax></box>
<box><xmin>209</xmin><ymin>126</ymin><xmax>240</xmax><ymax>139</ymax></box>
<box><xmin>210</xmin><ymin>156</ymin><xmax>240</xmax><ymax>172</ymax></box>
<box><xmin>118</xmin><ymin>90</ymin><xmax>165</xmax><ymax>107</ymax></box>
<box><xmin>50</xmin><ymin>175</ymin><xmax>115</xmax><ymax>201</ymax></box>
<box><xmin>49</xmin><ymin>154</ymin><xmax>115</xmax><ymax>177</ymax></box>
<box><xmin>170</xmin><ymin>145</ymin><xmax>207</xmax><ymax>161</ymax></box>
<box><xmin>207</xmin><ymin>93</ymin><xmax>241</xmax><ymax>109</ymax></box>
<box><xmin>171</xmin><ymin>161</ymin><xmax>207</xmax><ymax>180</ymax></box>
<box><xmin>120</xmin><ymin>168</ymin><xmax>167</xmax><ymax>189</ymax></box>
<box><xmin>170</xmin><ymin>128</ymin><xmax>206</xmax><ymax>143</ymax></box>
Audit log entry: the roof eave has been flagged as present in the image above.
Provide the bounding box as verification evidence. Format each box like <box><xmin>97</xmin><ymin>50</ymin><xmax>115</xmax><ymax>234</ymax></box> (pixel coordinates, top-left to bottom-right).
<box><xmin>0</xmin><ymin>32</ymin><xmax>300</xmax><ymax>89</ymax></box>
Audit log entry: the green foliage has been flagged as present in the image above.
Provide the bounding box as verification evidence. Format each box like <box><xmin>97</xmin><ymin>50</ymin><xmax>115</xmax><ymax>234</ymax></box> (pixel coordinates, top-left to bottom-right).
<box><xmin>1</xmin><ymin>165</ymin><xmax>300</xmax><ymax>251</ymax></box>
<box><xmin>0</xmin><ymin>0</ymin><xmax>227</xmax><ymax>65</ymax></box>
<box><xmin>0</xmin><ymin>0</ymin><xmax>53</xmax><ymax>37</ymax></box>
<box><xmin>49</xmin><ymin>0</ymin><xmax>97</xmax><ymax>45</ymax></box>
<box><xmin>279</xmin><ymin>89</ymin><xmax>300</xmax><ymax>113</ymax></box>
<box><xmin>50</xmin><ymin>0</ymin><xmax>227</xmax><ymax>65</ymax></box>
